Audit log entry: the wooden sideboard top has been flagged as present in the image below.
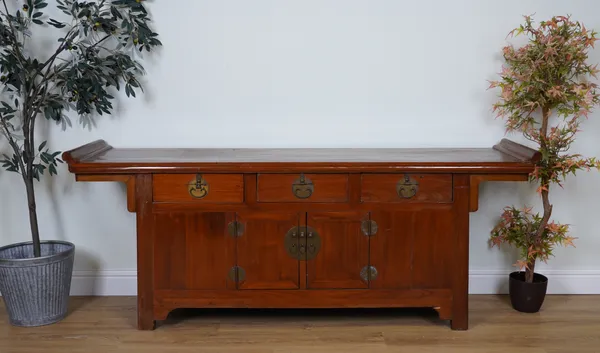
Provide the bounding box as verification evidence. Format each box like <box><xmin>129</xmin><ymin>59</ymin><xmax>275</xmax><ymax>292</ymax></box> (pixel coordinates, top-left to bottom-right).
<box><xmin>63</xmin><ymin>138</ymin><xmax>540</xmax><ymax>174</ymax></box>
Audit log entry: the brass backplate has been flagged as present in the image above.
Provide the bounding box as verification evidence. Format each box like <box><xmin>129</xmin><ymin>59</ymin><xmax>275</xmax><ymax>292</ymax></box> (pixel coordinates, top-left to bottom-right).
<box><xmin>228</xmin><ymin>266</ymin><xmax>246</xmax><ymax>282</ymax></box>
<box><xmin>361</xmin><ymin>220</ymin><xmax>378</xmax><ymax>237</ymax></box>
<box><xmin>188</xmin><ymin>174</ymin><xmax>209</xmax><ymax>199</ymax></box>
<box><xmin>227</xmin><ymin>221</ymin><xmax>244</xmax><ymax>237</ymax></box>
<box><xmin>360</xmin><ymin>266</ymin><xmax>378</xmax><ymax>282</ymax></box>
<box><xmin>397</xmin><ymin>174</ymin><xmax>419</xmax><ymax>199</ymax></box>
<box><xmin>304</xmin><ymin>226</ymin><xmax>321</xmax><ymax>261</ymax></box>
<box><xmin>292</xmin><ymin>173</ymin><xmax>314</xmax><ymax>199</ymax></box>
<box><xmin>284</xmin><ymin>226</ymin><xmax>321</xmax><ymax>260</ymax></box>
<box><xmin>284</xmin><ymin>226</ymin><xmax>300</xmax><ymax>259</ymax></box>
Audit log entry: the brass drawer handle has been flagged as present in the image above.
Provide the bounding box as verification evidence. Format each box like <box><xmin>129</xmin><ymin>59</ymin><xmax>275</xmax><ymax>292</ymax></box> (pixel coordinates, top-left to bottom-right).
<box><xmin>292</xmin><ymin>173</ymin><xmax>314</xmax><ymax>199</ymax></box>
<box><xmin>397</xmin><ymin>175</ymin><xmax>419</xmax><ymax>199</ymax></box>
<box><xmin>188</xmin><ymin>174</ymin><xmax>209</xmax><ymax>199</ymax></box>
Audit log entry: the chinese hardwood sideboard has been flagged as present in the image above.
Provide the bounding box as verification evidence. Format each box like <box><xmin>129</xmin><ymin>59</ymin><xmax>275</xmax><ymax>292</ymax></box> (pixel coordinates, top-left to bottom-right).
<box><xmin>63</xmin><ymin>139</ymin><xmax>539</xmax><ymax>330</ymax></box>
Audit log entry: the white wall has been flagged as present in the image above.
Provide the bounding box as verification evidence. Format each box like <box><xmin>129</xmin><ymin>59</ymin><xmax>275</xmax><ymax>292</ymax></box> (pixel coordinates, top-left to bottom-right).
<box><xmin>1</xmin><ymin>0</ymin><xmax>600</xmax><ymax>295</ymax></box>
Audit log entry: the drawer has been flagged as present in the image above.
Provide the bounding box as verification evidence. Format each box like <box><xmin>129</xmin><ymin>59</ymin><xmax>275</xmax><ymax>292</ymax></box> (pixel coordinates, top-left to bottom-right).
<box><xmin>257</xmin><ymin>173</ymin><xmax>349</xmax><ymax>203</ymax></box>
<box><xmin>153</xmin><ymin>174</ymin><xmax>244</xmax><ymax>203</ymax></box>
<box><xmin>361</xmin><ymin>174</ymin><xmax>452</xmax><ymax>203</ymax></box>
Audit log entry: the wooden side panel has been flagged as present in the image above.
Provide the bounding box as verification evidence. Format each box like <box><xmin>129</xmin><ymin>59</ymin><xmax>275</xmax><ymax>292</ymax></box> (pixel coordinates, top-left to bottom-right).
<box><xmin>452</xmin><ymin>174</ymin><xmax>470</xmax><ymax>330</ymax></box>
<box><xmin>136</xmin><ymin>174</ymin><xmax>155</xmax><ymax>330</ymax></box>
<box><xmin>411</xmin><ymin>208</ymin><xmax>454</xmax><ymax>289</ymax></box>
<box><xmin>257</xmin><ymin>173</ymin><xmax>349</xmax><ymax>203</ymax></box>
<box><xmin>361</xmin><ymin>174</ymin><xmax>453</xmax><ymax>203</ymax></box>
<box><xmin>306</xmin><ymin>212</ymin><xmax>369</xmax><ymax>289</ymax></box>
<box><xmin>153</xmin><ymin>212</ymin><xmax>236</xmax><ymax>290</ymax></box>
<box><xmin>153</xmin><ymin>174</ymin><xmax>244</xmax><ymax>203</ymax></box>
<box><xmin>236</xmin><ymin>212</ymin><xmax>300</xmax><ymax>289</ymax></box>
<box><xmin>369</xmin><ymin>211</ymin><xmax>413</xmax><ymax>289</ymax></box>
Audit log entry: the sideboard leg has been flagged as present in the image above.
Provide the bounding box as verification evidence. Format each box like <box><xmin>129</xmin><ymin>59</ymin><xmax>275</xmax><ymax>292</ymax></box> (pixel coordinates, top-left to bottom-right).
<box><xmin>138</xmin><ymin>317</ymin><xmax>156</xmax><ymax>330</ymax></box>
<box><xmin>136</xmin><ymin>174</ymin><xmax>156</xmax><ymax>331</ymax></box>
<box><xmin>452</xmin><ymin>175</ymin><xmax>470</xmax><ymax>331</ymax></box>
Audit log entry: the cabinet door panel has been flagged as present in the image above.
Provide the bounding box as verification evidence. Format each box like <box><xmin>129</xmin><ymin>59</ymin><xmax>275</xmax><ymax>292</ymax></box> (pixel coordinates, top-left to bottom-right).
<box><xmin>154</xmin><ymin>212</ymin><xmax>236</xmax><ymax>290</ymax></box>
<box><xmin>306</xmin><ymin>212</ymin><xmax>369</xmax><ymax>289</ymax></box>
<box><xmin>236</xmin><ymin>212</ymin><xmax>300</xmax><ymax>289</ymax></box>
<box><xmin>369</xmin><ymin>211</ymin><xmax>413</xmax><ymax>289</ymax></box>
<box><xmin>411</xmin><ymin>208</ymin><xmax>454</xmax><ymax>289</ymax></box>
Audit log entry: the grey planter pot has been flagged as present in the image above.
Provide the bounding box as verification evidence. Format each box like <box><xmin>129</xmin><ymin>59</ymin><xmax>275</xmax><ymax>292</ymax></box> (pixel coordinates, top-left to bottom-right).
<box><xmin>0</xmin><ymin>240</ymin><xmax>75</xmax><ymax>327</ymax></box>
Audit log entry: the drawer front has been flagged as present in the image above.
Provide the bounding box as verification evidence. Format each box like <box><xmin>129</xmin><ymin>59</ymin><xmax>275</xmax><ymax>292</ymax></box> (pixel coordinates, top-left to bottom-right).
<box><xmin>361</xmin><ymin>174</ymin><xmax>452</xmax><ymax>203</ymax></box>
<box><xmin>153</xmin><ymin>174</ymin><xmax>244</xmax><ymax>203</ymax></box>
<box><xmin>257</xmin><ymin>173</ymin><xmax>349</xmax><ymax>203</ymax></box>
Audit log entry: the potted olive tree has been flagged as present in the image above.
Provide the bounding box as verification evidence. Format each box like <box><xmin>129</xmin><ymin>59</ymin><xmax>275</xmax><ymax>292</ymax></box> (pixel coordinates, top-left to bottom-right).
<box><xmin>0</xmin><ymin>0</ymin><xmax>160</xmax><ymax>326</ymax></box>
<box><xmin>488</xmin><ymin>15</ymin><xmax>600</xmax><ymax>313</ymax></box>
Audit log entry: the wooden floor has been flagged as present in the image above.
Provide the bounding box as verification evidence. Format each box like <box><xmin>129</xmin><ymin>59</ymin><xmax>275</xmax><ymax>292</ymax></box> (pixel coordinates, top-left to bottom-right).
<box><xmin>0</xmin><ymin>295</ymin><xmax>598</xmax><ymax>352</ymax></box>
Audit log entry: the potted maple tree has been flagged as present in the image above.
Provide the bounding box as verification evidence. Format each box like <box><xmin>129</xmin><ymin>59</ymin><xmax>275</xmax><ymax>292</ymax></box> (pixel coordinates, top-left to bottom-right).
<box><xmin>489</xmin><ymin>15</ymin><xmax>600</xmax><ymax>313</ymax></box>
<box><xmin>0</xmin><ymin>0</ymin><xmax>160</xmax><ymax>326</ymax></box>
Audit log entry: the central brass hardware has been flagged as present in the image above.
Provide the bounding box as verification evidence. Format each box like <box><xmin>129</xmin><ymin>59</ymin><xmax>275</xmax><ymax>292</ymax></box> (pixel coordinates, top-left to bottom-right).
<box><xmin>360</xmin><ymin>266</ymin><xmax>378</xmax><ymax>282</ymax></box>
<box><xmin>361</xmin><ymin>220</ymin><xmax>378</xmax><ymax>237</ymax></box>
<box><xmin>227</xmin><ymin>221</ymin><xmax>244</xmax><ymax>237</ymax></box>
<box><xmin>228</xmin><ymin>266</ymin><xmax>246</xmax><ymax>283</ymax></box>
<box><xmin>188</xmin><ymin>174</ymin><xmax>209</xmax><ymax>199</ymax></box>
<box><xmin>292</xmin><ymin>173</ymin><xmax>314</xmax><ymax>199</ymax></box>
<box><xmin>397</xmin><ymin>174</ymin><xmax>419</xmax><ymax>199</ymax></box>
<box><xmin>284</xmin><ymin>226</ymin><xmax>321</xmax><ymax>260</ymax></box>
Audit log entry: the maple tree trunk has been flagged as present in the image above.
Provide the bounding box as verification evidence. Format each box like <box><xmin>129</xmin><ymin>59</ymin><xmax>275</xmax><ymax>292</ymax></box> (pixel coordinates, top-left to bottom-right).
<box><xmin>527</xmin><ymin>106</ymin><xmax>553</xmax><ymax>283</ymax></box>
<box><xmin>525</xmin><ymin>258</ymin><xmax>536</xmax><ymax>283</ymax></box>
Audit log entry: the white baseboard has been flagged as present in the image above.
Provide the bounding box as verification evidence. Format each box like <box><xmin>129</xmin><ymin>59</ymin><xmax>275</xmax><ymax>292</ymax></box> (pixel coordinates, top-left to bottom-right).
<box><xmin>68</xmin><ymin>269</ymin><xmax>600</xmax><ymax>296</ymax></box>
<box><xmin>70</xmin><ymin>270</ymin><xmax>138</xmax><ymax>296</ymax></box>
<box><xmin>468</xmin><ymin>269</ymin><xmax>600</xmax><ymax>295</ymax></box>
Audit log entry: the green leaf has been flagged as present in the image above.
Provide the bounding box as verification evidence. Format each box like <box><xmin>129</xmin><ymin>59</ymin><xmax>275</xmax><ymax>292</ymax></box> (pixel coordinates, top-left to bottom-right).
<box><xmin>48</xmin><ymin>19</ymin><xmax>66</xmax><ymax>28</ymax></box>
<box><xmin>32</xmin><ymin>19</ymin><xmax>43</xmax><ymax>25</ymax></box>
<box><xmin>35</xmin><ymin>2</ymin><xmax>47</xmax><ymax>9</ymax></box>
<box><xmin>33</xmin><ymin>12</ymin><xmax>43</xmax><ymax>18</ymax></box>
<box><xmin>38</xmin><ymin>141</ymin><xmax>47</xmax><ymax>152</ymax></box>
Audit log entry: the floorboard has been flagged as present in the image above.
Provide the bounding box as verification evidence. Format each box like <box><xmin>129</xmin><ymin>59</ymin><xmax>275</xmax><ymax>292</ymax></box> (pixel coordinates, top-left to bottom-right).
<box><xmin>0</xmin><ymin>295</ymin><xmax>598</xmax><ymax>352</ymax></box>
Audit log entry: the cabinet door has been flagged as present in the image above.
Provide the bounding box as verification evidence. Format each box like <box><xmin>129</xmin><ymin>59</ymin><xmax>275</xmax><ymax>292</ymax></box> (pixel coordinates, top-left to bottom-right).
<box><xmin>369</xmin><ymin>208</ymin><xmax>454</xmax><ymax>290</ymax></box>
<box><xmin>153</xmin><ymin>212</ymin><xmax>236</xmax><ymax>290</ymax></box>
<box><xmin>236</xmin><ymin>212</ymin><xmax>301</xmax><ymax>289</ymax></box>
<box><xmin>411</xmin><ymin>208</ymin><xmax>454</xmax><ymax>289</ymax></box>
<box><xmin>369</xmin><ymin>211</ymin><xmax>413</xmax><ymax>289</ymax></box>
<box><xmin>306</xmin><ymin>212</ymin><xmax>369</xmax><ymax>289</ymax></box>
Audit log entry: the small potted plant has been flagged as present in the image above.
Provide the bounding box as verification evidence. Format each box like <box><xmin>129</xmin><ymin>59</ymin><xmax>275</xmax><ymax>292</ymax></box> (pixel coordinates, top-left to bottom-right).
<box><xmin>0</xmin><ymin>0</ymin><xmax>160</xmax><ymax>326</ymax></box>
<box><xmin>488</xmin><ymin>15</ymin><xmax>600</xmax><ymax>313</ymax></box>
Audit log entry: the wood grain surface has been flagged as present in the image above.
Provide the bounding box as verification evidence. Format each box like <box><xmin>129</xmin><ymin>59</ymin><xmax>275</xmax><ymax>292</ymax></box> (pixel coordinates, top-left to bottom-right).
<box><xmin>1</xmin><ymin>295</ymin><xmax>597</xmax><ymax>353</ymax></box>
<box><xmin>62</xmin><ymin>139</ymin><xmax>540</xmax><ymax>174</ymax></box>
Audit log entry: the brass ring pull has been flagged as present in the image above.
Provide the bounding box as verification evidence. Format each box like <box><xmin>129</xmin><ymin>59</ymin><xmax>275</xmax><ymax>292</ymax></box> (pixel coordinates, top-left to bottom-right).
<box><xmin>396</xmin><ymin>175</ymin><xmax>419</xmax><ymax>199</ymax></box>
<box><xmin>292</xmin><ymin>173</ymin><xmax>314</xmax><ymax>199</ymax></box>
<box><xmin>188</xmin><ymin>174</ymin><xmax>209</xmax><ymax>199</ymax></box>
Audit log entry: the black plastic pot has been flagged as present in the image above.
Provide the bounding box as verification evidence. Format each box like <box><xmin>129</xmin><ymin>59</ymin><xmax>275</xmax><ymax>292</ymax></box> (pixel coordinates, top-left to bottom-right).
<box><xmin>509</xmin><ymin>271</ymin><xmax>548</xmax><ymax>313</ymax></box>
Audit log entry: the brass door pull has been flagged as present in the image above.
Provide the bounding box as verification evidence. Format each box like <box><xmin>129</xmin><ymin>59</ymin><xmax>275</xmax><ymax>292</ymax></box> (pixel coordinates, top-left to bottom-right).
<box><xmin>397</xmin><ymin>175</ymin><xmax>419</xmax><ymax>199</ymax></box>
<box><xmin>188</xmin><ymin>174</ymin><xmax>209</xmax><ymax>199</ymax></box>
<box><xmin>292</xmin><ymin>173</ymin><xmax>314</xmax><ymax>199</ymax></box>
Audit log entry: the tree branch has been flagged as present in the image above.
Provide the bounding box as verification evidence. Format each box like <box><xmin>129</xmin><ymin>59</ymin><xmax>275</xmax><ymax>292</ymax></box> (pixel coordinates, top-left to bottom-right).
<box><xmin>0</xmin><ymin>114</ymin><xmax>27</xmax><ymax>180</ymax></box>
